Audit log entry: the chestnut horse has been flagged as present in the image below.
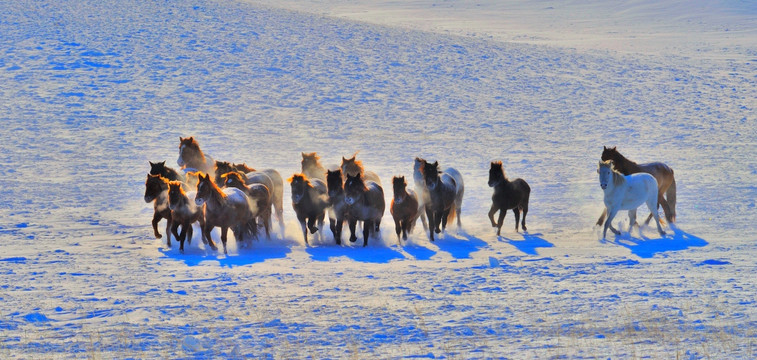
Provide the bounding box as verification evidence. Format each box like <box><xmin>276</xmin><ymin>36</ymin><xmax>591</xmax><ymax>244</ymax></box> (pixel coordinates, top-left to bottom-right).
<box><xmin>488</xmin><ymin>161</ymin><xmax>530</xmax><ymax>235</ymax></box>
<box><xmin>326</xmin><ymin>169</ymin><xmax>349</xmax><ymax>245</ymax></box>
<box><xmin>598</xmin><ymin>146</ymin><xmax>677</xmax><ymax>225</ymax></box>
<box><xmin>195</xmin><ymin>173</ymin><xmax>257</xmax><ymax>254</ymax></box>
<box><xmin>344</xmin><ymin>174</ymin><xmax>385</xmax><ymax>247</ymax></box>
<box><xmin>301</xmin><ymin>152</ymin><xmax>328</xmax><ymax>182</ymax></box>
<box><xmin>289</xmin><ymin>174</ymin><xmax>329</xmax><ymax>245</ymax></box>
<box><xmin>341</xmin><ymin>154</ymin><xmax>382</xmax><ymax>185</ymax></box>
<box><xmin>221</xmin><ymin>171</ymin><xmax>272</xmax><ymax>239</ymax></box>
<box><xmin>167</xmin><ymin>181</ymin><xmax>206</xmax><ymax>253</ymax></box>
<box><xmin>144</xmin><ymin>174</ymin><xmax>172</xmax><ymax>245</ymax></box>
<box><xmin>390</xmin><ymin>176</ymin><xmax>420</xmax><ymax>243</ymax></box>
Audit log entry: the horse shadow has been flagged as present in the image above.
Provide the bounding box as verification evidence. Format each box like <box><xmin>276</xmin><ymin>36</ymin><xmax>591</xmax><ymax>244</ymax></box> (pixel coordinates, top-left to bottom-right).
<box><xmin>611</xmin><ymin>226</ymin><xmax>708</xmax><ymax>259</ymax></box>
<box><xmin>158</xmin><ymin>241</ymin><xmax>291</xmax><ymax>268</ymax></box>
<box><xmin>433</xmin><ymin>230</ymin><xmax>489</xmax><ymax>260</ymax></box>
<box><xmin>306</xmin><ymin>244</ymin><xmax>406</xmax><ymax>263</ymax></box>
<box><xmin>499</xmin><ymin>232</ymin><xmax>554</xmax><ymax>255</ymax></box>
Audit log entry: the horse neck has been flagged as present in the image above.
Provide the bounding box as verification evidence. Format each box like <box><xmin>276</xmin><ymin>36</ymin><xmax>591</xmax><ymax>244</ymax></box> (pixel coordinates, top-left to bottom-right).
<box><xmin>204</xmin><ymin>183</ymin><xmax>228</xmax><ymax>209</ymax></box>
<box><xmin>604</xmin><ymin>171</ymin><xmax>626</xmax><ymax>192</ymax></box>
<box><xmin>612</xmin><ymin>153</ymin><xmax>639</xmax><ymax>174</ymax></box>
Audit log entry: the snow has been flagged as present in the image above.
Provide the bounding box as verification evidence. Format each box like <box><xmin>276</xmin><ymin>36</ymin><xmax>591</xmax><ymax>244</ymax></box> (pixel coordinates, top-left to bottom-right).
<box><xmin>0</xmin><ymin>0</ymin><xmax>755</xmax><ymax>358</ymax></box>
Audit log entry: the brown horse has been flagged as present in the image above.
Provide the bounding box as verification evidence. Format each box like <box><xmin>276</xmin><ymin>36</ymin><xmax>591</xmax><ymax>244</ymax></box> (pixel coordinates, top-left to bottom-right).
<box><xmin>488</xmin><ymin>161</ymin><xmax>530</xmax><ymax>235</ymax></box>
<box><xmin>301</xmin><ymin>152</ymin><xmax>328</xmax><ymax>182</ymax></box>
<box><xmin>598</xmin><ymin>146</ymin><xmax>676</xmax><ymax>225</ymax></box>
<box><xmin>341</xmin><ymin>154</ymin><xmax>382</xmax><ymax>185</ymax></box>
<box><xmin>390</xmin><ymin>176</ymin><xmax>420</xmax><ymax>243</ymax></box>
<box><xmin>195</xmin><ymin>173</ymin><xmax>257</xmax><ymax>254</ymax></box>
<box><xmin>221</xmin><ymin>171</ymin><xmax>272</xmax><ymax>239</ymax></box>
<box><xmin>215</xmin><ymin>160</ymin><xmax>284</xmax><ymax>234</ymax></box>
<box><xmin>344</xmin><ymin>174</ymin><xmax>385</xmax><ymax>246</ymax></box>
<box><xmin>289</xmin><ymin>174</ymin><xmax>329</xmax><ymax>245</ymax></box>
<box><xmin>214</xmin><ymin>161</ymin><xmax>257</xmax><ymax>186</ymax></box>
<box><xmin>421</xmin><ymin>161</ymin><xmax>460</xmax><ymax>241</ymax></box>
<box><xmin>144</xmin><ymin>174</ymin><xmax>172</xmax><ymax>245</ymax></box>
<box><xmin>167</xmin><ymin>181</ymin><xmax>206</xmax><ymax>253</ymax></box>
<box><xmin>177</xmin><ymin>137</ymin><xmax>215</xmax><ymax>175</ymax></box>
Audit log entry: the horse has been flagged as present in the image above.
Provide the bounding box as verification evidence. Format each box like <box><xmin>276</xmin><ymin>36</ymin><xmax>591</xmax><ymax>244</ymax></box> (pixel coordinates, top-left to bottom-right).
<box><xmin>177</xmin><ymin>136</ymin><xmax>215</xmax><ymax>176</ymax></box>
<box><xmin>487</xmin><ymin>161</ymin><xmax>530</xmax><ymax>235</ymax></box>
<box><xmin>301</xmin><ymin>152</ymin><xmax>328</xmax><ymax>182</ymax></box>
<box><xmin>326</xmin><ymin>169</ymin><xmax>349</xmax><ymax>245</ymax></box>
<box><xmin>343</xmin><ymin>173</ymin><xmax>385</xmax><ymax>247</ymax></box>
<box><xmin>167</xmin><ymin>181</ymin><xmax>206</xmax><ymax>253</ymax></box>
<box><xmin>221</xmin><ymin>171</ymin><xmax>272</xmax><ymax>239</ymax></box>
<box><xmin>194</xmin><ymin>173</ymin><xmax>257</xmax><ymax>254</ymax></box>
<box><xmin>598</xmin><ymin>146</ymin><xmax>677</xmax><ymax>225</ymax></box>
<box><xmin>390</xmin><ymin>176</ymin><xmax>420</xmax><ymax>243</ymax></box>
<box><xmin>341</xmin><ymin>154</ymin><xmax>382</xmax><ymax>185</ymax></box>
<box><xmin>184</xmin><ymin>170</ymin><xmax>202</xmax><ymax>190</ymax></box>
<box><xmin>149</xmin><ymin>161</ymin><xmax>185</xmax><ymax>182</ymax></box>
<box><xmin>144</xmin><ymin>174</ymin><xmax>172</xmax><ymax>245</ymax></box>
<box><xmin>597</xmin><ymin>160</ymin><xmax>666</xmax><ymax>240</ymax></box>
<box><xmin>421</xmin><ymin>161</ymin><xmax>463</xmax><ymax>241</ymax></box>
<box><xmin>289</xmin><ymin>174</ymin><xmax>329</xmax><ymax>245</ymax></box>
<box><xmin>215</xmin><ymin>160</ymin><xmax>284</xmax><ymax>234</ymax></box>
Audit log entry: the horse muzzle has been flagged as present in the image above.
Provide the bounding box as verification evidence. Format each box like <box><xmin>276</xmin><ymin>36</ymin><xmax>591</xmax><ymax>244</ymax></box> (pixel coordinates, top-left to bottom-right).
<box><xmin>144</xmin><ymin>195</ymin><xmax>154</xmax><ymax>203</ymax></box>
<box><xmin>194</xmin><ymin>198</ymin><xmax>205</xmax><ymax>206</ymax></box>
<box><xmin>292</xmin><ymin>194</ymin><xmax>303</xmax><ymax>204</ymax></box>
<box><xmin>345</xmin><ymin>197</ymin><xmax>355</xmax><ymax>205</ymax></box>
<box><xmin>600</xmin><ymin>184</ymin><xmax>607</xmax><ymax>190</ymax></box>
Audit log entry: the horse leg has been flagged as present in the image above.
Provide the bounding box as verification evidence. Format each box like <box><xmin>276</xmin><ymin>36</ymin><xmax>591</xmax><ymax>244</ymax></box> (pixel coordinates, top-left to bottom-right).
<box><xmin>362</xmin><ymin>220</ymin><xmax>372</xmax><ymax>247</ymax></box>
<box><xmin>628</xmin><ymin>209</ymin><xmax>638</xmax><ymax>236</ymax></box>
<box><xmin>603</xmin><ymin>208</ymin><xmax>620</xmax><ymax>239</ymax></box>
<box><xmin>596</xmin><ymin>208</ymin><xmax>607</xmax><ymax>226</ymax></box>
<box><xmin>513</xmin><ymin>208</ymin><xmax>521</xmax><ymax>232</ymax></box>
<box><xmin>520</xmin><ymin>203</ymin><xmax>528</xmax><ymax>232</ymax></box>
<box><xmin>440</xmin><ymin>209</ymin><xmax>450</xmax><ymax>233</ymax></box>
<box><xmin>151</xmin><ymin>213</ymin><xmax>163</xmax><ymax>239</ymax></box>
<box><xmin>170</xmin><ymin>222</ymin><xmax>181</xmax><ymax>247</ymax></box>
<box><xmin>298</xmin><ymin>217</ymin><xmax>309</xmax><ymax>245</ymax></box>
<box><xmin>394</xmin><ymin>218</ymin><xmax>402</xmax><ymax>243</ymax></box>
<box><xmin>645</xmin><ymin>198</ymin><xmax>666</xmax><ymax>237</ymax></box>
<box><xmin>496</xmin><ymin>210</ymin><xmax>506</xmax><ymax>237</ymax></box>
<box><xmin>318</xmin><ymin>213</ymin><xmax>325</xmax><ymax>242</ymax></box>
<box><xmin>165</xmin><ymin>217</ymin><xmax>172</xmax><ymax>247</ymax></box>
<box><xmin>330</xmin><ymin>216</ymin><xmax>341</xmax><ymax>245</ymax></box>
<box><xmin>220</xmin><ymin>227</ymin><xmax>229</xmax><ymax>255</ymax></box>
<box><xmin>488</xmin><ymin>204</ymin><xmax>499</xmax><ymax>228</ymax></box>
<box><xmin>348</xmin><ymin>218</ymin><xmax>358</xmax><ymax>243</ymax></box>
<box><xmin>178</xmin><ymin>223</ymin><xmax>189</xmax><ymax>254</ymax></box>
<box><xmin>186</xmin><ymin>223</ymin><xmax>193</xmax><ymax>245</ymax></box>
<box><xmin>203</xmin><ymin>225</ymin><xmax>217</xmax><ymax>251</ymax></box>
<box><xmin>425</xmin><ymin>207</ymin><xmax>435</xmax><ymax>241</ymax></box>
<box><xmin>666</xmin><ymin>177</ymin><xmax>677</xmax><ymax>223</ymax></box>
<box><xmin>419</xmin><ymin>207</ymin><xmax>429</xmax><ymax>232</ymax></box>
<box><xmin>307</xmin><ymin>216</ymin><xmax>319</xmax><ymax>234</ymax></box>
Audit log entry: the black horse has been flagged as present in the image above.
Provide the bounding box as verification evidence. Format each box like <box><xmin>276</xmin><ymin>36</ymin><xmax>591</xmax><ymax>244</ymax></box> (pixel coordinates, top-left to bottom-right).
<box><xmin>488</xmin><ymin>161</ymin><xmax>530</xmax><ymax>235</ymax></box>
<box><xmin>344</xmin><ymin>174</ymin><xmax>385</xmax><ymax>247</ymax></box>
<box><xmin>149</xmin><ymin>160</ymin><xmax>184</xmax><ymax>182</ymax></box>
<box><xmin>289</xmin><ymin>174</ymin><xmax>329</xmax><ymax>245</ymax></box>
<box><xmin>326</xmin><ymin>169</ymin><xmax>348</xmax><ymax>245</ymax></box>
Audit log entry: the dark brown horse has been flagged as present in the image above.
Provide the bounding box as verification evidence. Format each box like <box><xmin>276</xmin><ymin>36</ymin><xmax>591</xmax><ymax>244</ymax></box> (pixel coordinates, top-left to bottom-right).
<box><xmin>221</xmin><ymin>171</ymin><xmax>272</xmax><ymax>239</ymax></box>
<box><xmin>326</xmin><ymin>169</ymin><xmax>349</xmax><ymax>245</ymax></box>
<box><xmin>144</xmin><ymin>174</ymin><xmax>172</xmax><ymax>245</ymax></box>
<box><xmin>301</xmin><ymin>152</ymin><xmax>328</xmax><ymax>182</ymax></box>
<box><xmin>344</xmin><ymin>174</ymin><xmax>385</xmax><ymax>246</ymax></box>
<box><xmin>289</xmin><ymin>174</ymin><xmax>329</xmax><ymax>245</ymax></box>
<box><xmin>195</xmin><ymin>173</ymin><xmax>257</xmax><ymax>254</ymax></box>
<box><xmin>390</xmin><ymin>176</ymin><xmax>420</xmax><ymax>243</ymax></box>
<box><xmin>488</xmin><ymin>161</ymin><xmax>530</xmax><ymax>235</ymax></box>
<box><xmin>177</xmin><ymin>136</ymin><xmax>215</xmax><ymax>175</ymax></box>
<box><xmin>215</xmin><ymin>160</ymin><xmax>284</xmax><ymax>234</ymax></box>
<box><xmin>149</xmin><ymin>161</ymin><xmax>184</xmax><ymax>182</ymax></box>
<box><xmin>598</xmin><ymin>146</ymin><xmax>676</xmax><ymax>225</ymax></box>
<box><xmin>341</xmin><ymin>154</ymin><xmax>382</xmax><ymax>185</ymax></box>
<box><xmin>214</xmin><ymin>161</ymin><xmax>257</xmax><ymax>186</ymax></box>
<box><xmin>167</xmin><ymin>181</ymin><xmax>206</xmax><ymax>253</ymax></box>
<box><xmin>421</xmin><ymin>161</ymin><xmax>461</xmax><ymax>241</ymax></box>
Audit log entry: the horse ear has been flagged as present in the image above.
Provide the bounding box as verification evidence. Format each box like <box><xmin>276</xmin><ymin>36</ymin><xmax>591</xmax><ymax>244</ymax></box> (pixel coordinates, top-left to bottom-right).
<box><xmin>603</xmin><ymin>146</ymin><xmax>607</xmax><ymax>150</ymax></box>
<box><xmin>612</xmin><ymin>146</ymin><xmax>616</xmax><ymax>150</ymax></box>
<box><xmin>160</xmin><ymin>161</ymin><xmax>166</xmax><ymax>166</ymax></box>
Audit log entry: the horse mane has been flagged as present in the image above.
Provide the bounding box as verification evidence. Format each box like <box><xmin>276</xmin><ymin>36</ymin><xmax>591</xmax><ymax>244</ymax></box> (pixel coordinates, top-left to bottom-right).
<box><xmin>342</xmin><ymin>155</ymin><xmax>365</xmax><ymax>177</ymax></box>
<box><xmin>233</xmin><ymin>162</ymin><xmax>255</xmax><ymax>173</ymax></box>
<box><xmin>199</xmin><ymin>173</ymin><xmax>225</xmax><ymax>198</ymax></box>
<box><xmin>603</xmin><ymin>146</ymin><xmax>636</xmax><ymax>166</ymax></box>
<box><xmin>147</xmin><ymin>173</ymin><xmax>169</xmax><ymax>185</ymax></box>
<box><xmin>491</xmin><ymin>161</ymin><xmax>507</xmax><ymax>180</ymax></box>
<box><xmin>167</xmin><ymin>180</ymin><xmax>186</xmax><ymax>195</ymax></box>
<box><xmin>220</xmin><ymin>171</ymin><xmax>244</xmax><ymax>184</ymax></box>
<box><xmin>288</xmin><ymin>173</ymin><xmax>310</xmax><ymax>184</ymax></box>
<box><xmin>598</xmin><ymin>160</ymin><xmax>625</xmax><ymax>187</ymax></box>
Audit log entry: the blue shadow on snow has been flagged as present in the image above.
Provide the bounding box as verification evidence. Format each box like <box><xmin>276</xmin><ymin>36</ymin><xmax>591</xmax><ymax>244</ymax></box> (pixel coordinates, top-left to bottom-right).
<box><xmin>306</xmin><ymin>245</ymin><xmax>405</xmax><ymax>263</ymax></box>
<box><xmin>611</xmin><ymin>226</ymin><xmax>708</xmax><ymax>259</ymax></box>
<box><xmin>499</xmin><ymin>232</ymin><xmax>554</xmax><ymax>255</ymax></box>
<box><xmin>159</xmin><ymin>244</ymin><xmax>291</xmax><ymax>268</ymax></box>
<box><xmin>433</xmin><ymin>230</ymin><xmax>488</xmax><ymax>259</ymax></box>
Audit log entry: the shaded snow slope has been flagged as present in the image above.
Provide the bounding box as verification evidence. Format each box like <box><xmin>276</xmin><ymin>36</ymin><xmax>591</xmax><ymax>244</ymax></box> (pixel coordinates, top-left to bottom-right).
<box><xmin>0</xmin><ymin>0</ymin><xmax>754</xmax><ymax>358</ymax></box>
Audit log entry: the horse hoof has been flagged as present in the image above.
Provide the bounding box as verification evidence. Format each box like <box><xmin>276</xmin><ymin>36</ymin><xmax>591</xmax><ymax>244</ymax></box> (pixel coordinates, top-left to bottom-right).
<box><xmin>309</xmin><ymin>227</ymin><xmax>318</xmax><ymax>234</ymax></box>
<box><xmin>155</xmin><ymin>234</ymin><xmax>162</xmax><ymax>239</ymax></box>
<box><xmin>434</xmin><ymin>228</ymin><xmax>441</xmax><ymax>234</ymax></box>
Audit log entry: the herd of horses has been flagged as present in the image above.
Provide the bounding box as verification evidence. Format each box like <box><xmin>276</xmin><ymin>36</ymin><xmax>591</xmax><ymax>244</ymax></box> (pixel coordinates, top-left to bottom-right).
<box><xmin>144</xmin><ymin>137</ymin><xmax>677</xmax><ymax>254</ymax></box>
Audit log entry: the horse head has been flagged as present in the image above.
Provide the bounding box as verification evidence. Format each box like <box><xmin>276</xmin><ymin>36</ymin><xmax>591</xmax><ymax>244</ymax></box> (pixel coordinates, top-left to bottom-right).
<box><xmin>597</xmin><ymin>160</ymin><xmax>616</xmax><ymax>190</ymax></box>
<box><xmin>326</xmin><ymin>169</ymin><xmax>344</xmax><ymax>198</ymax></box>
<box><xmin>167</xmin><ymin>181</ymin><xmax>185</xmax><ymax>211</ymax></box>
<box><xmin>392</xmin><ymin>176</ymin><xmax>407</xmax><ymax>201</ymax></box>
<box><xmin>194</xmin><ymin>173</ymin><xmax>214</xmax><ymax>206</ymax></box>
<box><xmin>288</xmin><ymin>173</ymin><xmax>309</xmax><ymax>204</ymax></box>
<box><xmin>341</xmin><ymin>155</ymin><xmax>364</xmax><ymax>178</ymax></box>
<box><xmin>422</xmin><ymin>161</ymin><xmax>441</xmax><ymax>190</ymax></box>
<box><xmin>149</xmin><ymin>161</ymin><xmax>168</xmax><ymax>176</ymax></box>
<box><xmin>178</xmin><ymin>136</ymin><xmax>203</xmax><ymax>168</ymax></box>
<box><xmin>601</xmin><ymin>146</ymin><xmax>619</xmax><ymax>162</ymax></box>
<box><xmin>488</xmin><ymin>161</ymin><xmax>506</xmax><ymax>188</ymax></box>
<box><xmin>233</xmin><ymin>162</ymin><xmax>255</xmax><ymax>173</ymax></box>
<box><xmin>144</xmin><ymin>174</ymin><xmax>168</xmax><ymax>203</ymax></box>
<box><xmin>302</xmin><ymin>152</ymin><xmax>320</xmax><ymax>170</ymax></box>
<box><xmin>221</xmin><ymin>171</ymin><xmax>245</xmax><ymax>190</ymax></box>
<box><xmin>344</xmin><ymin>174</ymin><xmax>367</xmax><ymax>206</ymax></box>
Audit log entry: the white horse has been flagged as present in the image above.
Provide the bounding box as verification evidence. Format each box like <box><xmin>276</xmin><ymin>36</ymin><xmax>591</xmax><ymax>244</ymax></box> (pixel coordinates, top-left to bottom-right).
<box><xmin>598</xmin><ymin>160</ymin><xmax>665</xmax><ymax>239</ymax></box>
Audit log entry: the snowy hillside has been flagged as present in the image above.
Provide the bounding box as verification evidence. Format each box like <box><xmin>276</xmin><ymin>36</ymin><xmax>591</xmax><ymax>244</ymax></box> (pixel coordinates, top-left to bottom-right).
<box><xmin>0</xmin><ymin>0</ymin><xmax>754</xmax><ymax>358</ymax></box>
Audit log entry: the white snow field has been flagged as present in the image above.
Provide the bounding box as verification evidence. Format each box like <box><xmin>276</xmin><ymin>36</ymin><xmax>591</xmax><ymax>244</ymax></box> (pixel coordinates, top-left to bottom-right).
<box><xmin>0</xmin><ymin>0</ymin><xmax>755</xmax><ymax>358</ymax></box>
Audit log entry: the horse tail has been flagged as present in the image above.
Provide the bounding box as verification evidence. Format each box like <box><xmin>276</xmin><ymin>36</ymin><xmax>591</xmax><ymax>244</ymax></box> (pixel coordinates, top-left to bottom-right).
<box><xmin>666</xmin><ymin>175</ymin><xmax>677</xmax><ymax>222</ymax></box>
<box><xmin>446</xmin><ymin>205</ymin><xmax>457</xmax><ymax>227</ymax></box>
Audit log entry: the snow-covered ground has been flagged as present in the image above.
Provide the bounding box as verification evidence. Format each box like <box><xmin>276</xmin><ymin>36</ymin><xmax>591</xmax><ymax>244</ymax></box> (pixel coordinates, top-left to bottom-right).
<box><xmin>0</xmin><ymin>0</ymin><xmax>754</xmax><ymax>358</ymax></box>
